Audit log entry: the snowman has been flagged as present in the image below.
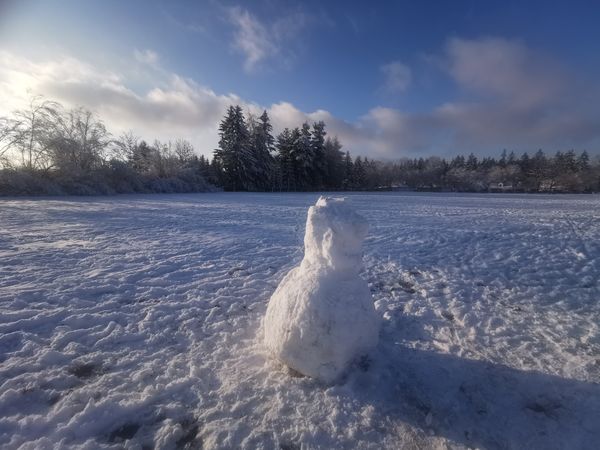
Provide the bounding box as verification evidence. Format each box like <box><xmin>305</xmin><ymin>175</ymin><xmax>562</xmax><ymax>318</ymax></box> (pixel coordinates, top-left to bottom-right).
<box><xmin>264</xmin><ymin>196</ymin><xmax>380</xmax><ymax>383</ymax></box>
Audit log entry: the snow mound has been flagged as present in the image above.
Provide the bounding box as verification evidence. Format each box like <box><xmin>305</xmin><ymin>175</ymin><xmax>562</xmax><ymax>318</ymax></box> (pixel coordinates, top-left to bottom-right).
<box><xmin>264</xmin><ymin>196</ymin><xmax>380</xmax><ymax>382</ymax></box>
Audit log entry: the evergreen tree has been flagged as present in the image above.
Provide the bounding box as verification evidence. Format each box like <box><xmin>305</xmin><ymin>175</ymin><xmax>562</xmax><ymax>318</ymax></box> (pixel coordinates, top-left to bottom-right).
<box><xmin>480</xmin><ymin>157</ymin><xmax>496</xmax><ymax>170</ymax></box>
<box><xmin>214</xmin><ymin>105</ymin><xmax>254</xmax><ymax>191</ymax></box>
<box><xmin>342</xmin><ymin>151</ymin><xmax>354</xmax><ymax>190</ymax></box>
<box><xmin>466</xmin><ymin>153</ymin><xmax>478</xmax><ymax>171</ymax></box>
<box><xmin>363</xmin><ymin>157</ymin><xmax>380</xmax><ymax>190</ymax></box>
<box><xmin>130</xmin><ymin>140</ymin><xmax>155</xmax><ymax>174</ymax></box>
<box><xmin>499</xmin><ymin>149</ymin><xmax>508</xmax><ymax>167</ymax></box>
<box><xmin>564</xmin><ymin>149</ymin><xmax>577</xmax><ymax>172</ymax></box>
<box><xmin>353</xmin><ymin>156</ymin><xmax>366</xmax><ymax>189</ymax></box>
<box><xmin>450</xmin><ymin>155</ymin><xmax>466</xmax><ymax>168</ymax></box>
<box><xmin>519</xmin><ymin>152</ymin><xmax>531</xmax><ymax>172</ymax></box>
<box><xmin>209</xmin><ymin>156</ymin><xmax>224</xmax><ymax>187</ymax></box>
<box><xmin>508</xmin><ymin>151</ymin><xmax>516</xmax><ymax>165</ymax></box>
<box><xmin>323</xmin><ymin>136</ymin><xmax>344</xmax><ymax>189</ymax></box>
<box><xmin>248</xmin><ymin>110</ymin><xmax>275</xmax><ymax>190</ymax></box>
<box><xmin>310</xmin><ymin>121</ymin><xmax>327</xmax><ymax>189</ymax></box>
<box><xmin>275</xmin><ymin>128</ymin><xmax>296</xmax><ymax>191</ymax></box>
<box><xmin>531</xmin><ymin>149</ymin><xmax>548</xmax><ymax>190</ymax></box>
<box><xmin>295</xmin><ymin>123</ymin><xmax>314</xmax><ymax>189</ymax></box>
<box><xmin>577</xmin><ymin>150</ymin><xmax>590</xmax><ymax>171</ymax></box>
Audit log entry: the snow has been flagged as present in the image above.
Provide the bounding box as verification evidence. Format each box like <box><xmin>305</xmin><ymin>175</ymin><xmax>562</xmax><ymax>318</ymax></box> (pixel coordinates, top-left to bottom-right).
<box><xmin>264</xmin><ymin>196</ymin><xmax>379</xmax><ymax>383</ymax></box>
<box><xmin>0</xmin><ymin>192</ymin><xmax>599</xmax><ymax>449</ymax></box>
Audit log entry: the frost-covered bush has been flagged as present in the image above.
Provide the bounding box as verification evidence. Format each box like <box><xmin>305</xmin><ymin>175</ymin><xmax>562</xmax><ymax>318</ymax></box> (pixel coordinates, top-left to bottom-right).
<box><xmin>0</xmin><ymin>170</ymin><xmax>63</xmax><ymax>196</ymax></box>
<box><xmin>101</xmin><ymin>160</ymin><xmax>145</xmax><ymax>193</ymax></box>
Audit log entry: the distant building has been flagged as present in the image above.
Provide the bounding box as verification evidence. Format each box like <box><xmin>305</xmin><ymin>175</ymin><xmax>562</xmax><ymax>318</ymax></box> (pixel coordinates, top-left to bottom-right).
<box><xmin>375</xmin><ymin>184</ymin><xmax>412</xmax><ymax>191</ymax></box>
<box><xmin>539</xmin><ymin>181</ymin><xmax>567</xmax><ymax>193</ymax></box>
<box><xmin>489</xmin><ymin>182</ymin><xmax>514</xmax><ymax>192</ymax></box>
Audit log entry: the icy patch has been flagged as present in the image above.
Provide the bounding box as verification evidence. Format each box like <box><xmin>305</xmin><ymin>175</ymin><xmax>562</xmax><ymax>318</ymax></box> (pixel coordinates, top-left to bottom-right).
<box><xmin>264</xmin><ymin>197</ymin><xmax>380</xmax><ymax>382</ymax></box>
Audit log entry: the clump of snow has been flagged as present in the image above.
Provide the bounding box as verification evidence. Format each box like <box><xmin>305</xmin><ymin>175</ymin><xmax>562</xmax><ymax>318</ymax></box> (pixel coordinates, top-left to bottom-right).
<box><xmin>264</xmin><ymin>196</ymin><xmax>380</xmax><ymax>382</ymax></box>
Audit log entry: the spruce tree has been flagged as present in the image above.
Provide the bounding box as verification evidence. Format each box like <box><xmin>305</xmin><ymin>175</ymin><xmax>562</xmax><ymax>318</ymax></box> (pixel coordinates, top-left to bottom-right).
<box><xmin>466</xmin><ymin>153</ymin><xmax>478</xmax><ymax>171</ymax></box>
<box><xmin>564</xmin><ymin>150</ymin><xmax>577</xmax><ymax>172</ymax></box>
<box><xmin>577</xmin><ymin>150</ymin><xmax>590</xmax><ymax>171</ymax></box>
<box><xmin>296</xmin><ymin>123</ymin><xmax>314</xmax><ymax>189</ymax></box>
<box><xmin>214</xmin><ymin>105</ymin><xmax>255</xmax><ymax>191</ymax></box>
<box><xmin>531</xmin><ymin>149</ymin><xmax>547</xmax><ymax>191</ymax></box>
<box><xmin>323</xmin><ymin>136</ymin><xmax>344</xmax><ymax>189</ymax></box>
<box><xmin>499</xmin><ymin>149</ymin><xmax>508</xmax><ymax>167</ymax></box>
<box><xmin>248</xmin><ymin>110</ymin><xmax>275</xmax><ymax>190</ymax></box>
<box><xmin>311</xmin><ymin>121</ymin><xmax>327</xmax><ymax>189</ymax></box>
<box><xmin>353</xmin><ymin>156</ymin><xmax>366</xmax><ymax>189</ymax></box>
<box><xmin>342</xmin><ymin>151</ymin><xmax>353</xmax><ymax>190</ymax></box>
<box><xmin>276</xmin><ymin>128</ymin><xmax>296</xmax><ymax>191</ymax></box>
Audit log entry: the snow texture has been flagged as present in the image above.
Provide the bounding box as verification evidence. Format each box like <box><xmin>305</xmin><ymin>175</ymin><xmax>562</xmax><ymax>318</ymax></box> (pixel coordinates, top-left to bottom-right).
<box><xmin>0</xmin><ymin>192</ymin><xmax>599</xmax><ymax>449</ymax></box>
<box><xmin>264</xmin><ymin>196</ymin><xmax>379</xmax><ymax>382</ymax></box>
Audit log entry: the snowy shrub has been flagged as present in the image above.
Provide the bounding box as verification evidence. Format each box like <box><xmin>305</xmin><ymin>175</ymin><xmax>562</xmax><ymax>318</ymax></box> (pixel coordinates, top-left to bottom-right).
<box><xmin>0</xmin><ymin>170</ymin><xmax>63</xmax><ymax>196</ymax></box>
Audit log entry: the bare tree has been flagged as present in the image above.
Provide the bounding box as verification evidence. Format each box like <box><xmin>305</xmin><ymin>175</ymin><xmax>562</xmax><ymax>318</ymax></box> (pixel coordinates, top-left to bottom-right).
<box><xmin>49</xmin><ymin>107</ymin><xmax>111</xmax><ymax>175</ymax></box>
<box><xmin>0</xmin><ymin>117</ymin><xmax>21</xmax><ymax>168</ymax></box>
<box><xmin>113</xmin><ymin>131</ymin><xmax>140</xmax><ymax>162</ymax></box>
<box><xmin>174</xmin><ymin>139</ymin><xmax>195</xmax><ymax>165</ymax></box>
<box><xmin>11</xmin><ymin>96</ymin><xmax>61</xmax><ymax>170</ymax></box>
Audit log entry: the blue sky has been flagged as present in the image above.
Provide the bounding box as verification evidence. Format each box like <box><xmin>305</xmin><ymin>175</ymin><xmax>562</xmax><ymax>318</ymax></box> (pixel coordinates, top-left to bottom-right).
<box><xmin>1</xmin><ymin>0</ymin><xmax>600</xmax><ymax>158</ymax></box>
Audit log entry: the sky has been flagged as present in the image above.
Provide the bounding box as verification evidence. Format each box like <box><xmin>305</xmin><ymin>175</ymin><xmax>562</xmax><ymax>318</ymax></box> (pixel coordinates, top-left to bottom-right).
<box><xmin>1</xmin><ymin>0</ymin><xmax>600</xmax><ymax>159</ymax></box>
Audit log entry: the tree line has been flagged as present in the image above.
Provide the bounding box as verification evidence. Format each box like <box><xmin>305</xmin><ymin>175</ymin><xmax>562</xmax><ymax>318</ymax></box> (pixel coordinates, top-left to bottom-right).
<box><xmin>211</xmin><ymin>105</ymin><xmax>349</xmax><ymax>191</ymax></box>
<box><xmin>0</xmin><ymin>97</ymin><xmax>213</xmax><ymax>195</ymax></box>
<box><xmin>211</xmin><ymin>105</ymin><xmax>600</xmax><ymax>193</ymax></box>
<box><xmin>1</xmin><ymin>97</ymin><xmax>599</xmax><ymax>195</ymax></box>
<box><xmin>367</xmin><ymin>149</ymin><xmax>599</xmax><ymax>193</ymax></box>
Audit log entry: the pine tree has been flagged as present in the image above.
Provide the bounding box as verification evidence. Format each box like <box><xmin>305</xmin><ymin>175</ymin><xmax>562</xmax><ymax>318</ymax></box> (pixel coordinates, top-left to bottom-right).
<box><xmin>353</xmin><ymin>156</ymin><xmax>366</xmax><ymax>189</ymax></box>
<box><xmin>466</xmin><ymin>153</ymin><xmax>478</xmax><ymax>171</ymax></box>
<box><xmin>564</xmin><ymin>150</ymin><xmax>577</xmax><ymax>172</ymax></box>
<box><xmin>577</xmin><ymin>150</ymin><xmax>590</xmax><ymax>171</ymax></box>
<box><xmin>248</xmin><ymin>110</ymin><xmax>275</xmax><ymax>190</ymax></box>
<box><xmin>508</xmin><ymin>151</ymin><xmax>516</xmax><ymax>165</ymax></box>
<box><xmin>450</xmin><ymin>155</ymin><xmax>466</xmax><ymax>168</ymax></box>
<box><xmin>531</xmin><ymin>149</ymin><xmax>547</xmax><ymax>191</ymax></box>
<box><xmin>209</xmin><ymin>156</ymin><xmax>224</xmax><ymax>187</ymax></box>
<box><xmin>342</xmin><ymin>151</ymin><xmax>353</xmax><ymax>190</ymax></box>
<box><xmin>130</xmin><ymin>140</ymin><xmax>155</xmax><ymax>174</ymax></box>
<box><xmin>214</xmin><ymin>105</ymin><xmax>255</xmax><ymax>191</ymax></box>
<box><xmin>276</xmin><ymin>128</ymin><xmax>296</xmax><ymax>191</ymax></box>
<box><xmin>363</xmin><ymin>157</ymin><xmax>379</xmax><ymax>190</ymax></box>
<box><xmin>323</xmin><ymin>136</ymin><xmax>344</xmax><ymax>189</ymax></box>
<box><xmin>295</xmin><ymin>123</ymin><xmax>314</xmax><ymax>190</ymax></box>
<box><xmin>519</xmin><ymin>152</ymin><xmax>531</xmax><ymax>172</ymax></box>
<box><xmin>499</xmin><ymin>149</ymin><xmax>508</xmax><ymax>167</ymax></box>
<box><xmin>311</xmin><ymin>121</ymin><xmax>327</xmax><ymax>189</ymax></box>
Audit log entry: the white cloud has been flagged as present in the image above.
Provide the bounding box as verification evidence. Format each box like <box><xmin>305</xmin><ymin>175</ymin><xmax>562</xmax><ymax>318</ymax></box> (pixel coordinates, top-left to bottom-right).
<box><xmin>228</xmin><ymin>7</ymin><xmax>276</xmax><ymax>72</ymax></box>
<box><xmin>227</xmin><ymin>6</ymin><xmax>313</xmax><ymax>72</ymax></box>
<box><xmin>363</xmin><ymin>37</ymin><xmax>600</xmax><ymax>155</ymax></box>
<box><xmin>1</xmin><ymin>36</ymin><xmax>599</xmax><ymax>161</ymax></box>
<box><xmin>0</xmin><ymin>49</ymin><xmax>383</xmax><ymax>158</ymax></box>
<box><xmin>444</xmin><ymin>37</ymin><xmax>565</xmax><ymax>108</ymax></box>
<box><xmin>134</xmin><ymin>49</ymin><xmax>159</xmax><ymax>65</ymax></box>
<box><xmin>0</xmin><ymin>51</ymin><xmax>241</xmax><ymax>156</ymax></box>
<box><xmin>380</xmin><ymin>61</ymin><xmax>412</xmax><ymax>93</ymax></box>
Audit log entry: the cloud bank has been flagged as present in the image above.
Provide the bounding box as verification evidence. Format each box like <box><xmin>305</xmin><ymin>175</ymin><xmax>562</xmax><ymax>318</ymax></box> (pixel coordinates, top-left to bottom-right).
<box><xmin>1</xmin><ymin>36</ymin><xmax>599</xmax><ymax>159</ymax></box>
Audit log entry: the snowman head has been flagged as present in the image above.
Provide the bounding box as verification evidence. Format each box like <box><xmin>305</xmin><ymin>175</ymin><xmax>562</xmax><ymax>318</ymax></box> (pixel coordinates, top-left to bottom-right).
<box><xmin>303</xmin><ymin>196</ymin><xmax>368</xmax><ymax>276</ymax></box>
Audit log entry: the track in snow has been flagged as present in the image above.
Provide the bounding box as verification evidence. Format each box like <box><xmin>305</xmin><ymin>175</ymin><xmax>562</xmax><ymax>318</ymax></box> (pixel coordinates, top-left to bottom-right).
<box><xmin>1</xmin><ymin>192</ymin><xmax>599</xmax><ymax>449</ymax></box>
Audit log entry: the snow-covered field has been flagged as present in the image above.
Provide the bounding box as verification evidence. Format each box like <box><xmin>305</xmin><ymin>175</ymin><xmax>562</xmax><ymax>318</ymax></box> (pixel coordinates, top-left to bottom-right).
<box><xmin>1</xmin><ymin>192</ymin><xmax>599</xmax><ymax>449</ymax></box>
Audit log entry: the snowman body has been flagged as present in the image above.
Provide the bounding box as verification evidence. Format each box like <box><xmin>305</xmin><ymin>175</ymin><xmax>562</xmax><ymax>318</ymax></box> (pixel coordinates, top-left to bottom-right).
<box><xmin>264</xmin><ymin>197</ymin><xmax>379</xmax><ymax>383</ymax></box>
